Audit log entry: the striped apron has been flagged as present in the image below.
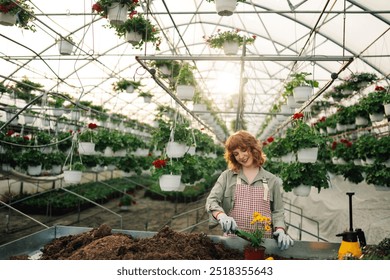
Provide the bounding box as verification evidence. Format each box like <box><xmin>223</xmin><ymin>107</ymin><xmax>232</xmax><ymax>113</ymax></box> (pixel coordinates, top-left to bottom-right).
<box><xmin>228</xmin><ymin>176</ymin><xmax>272</xmax><ymax>238</ymax></box>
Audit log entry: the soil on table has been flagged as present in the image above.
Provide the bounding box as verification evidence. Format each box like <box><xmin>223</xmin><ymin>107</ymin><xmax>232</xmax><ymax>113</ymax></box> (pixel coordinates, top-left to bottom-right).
<box><xmin>10</xmin><ymin>224</ymin><xmax>244</xmax><ymax>260</ymax></box>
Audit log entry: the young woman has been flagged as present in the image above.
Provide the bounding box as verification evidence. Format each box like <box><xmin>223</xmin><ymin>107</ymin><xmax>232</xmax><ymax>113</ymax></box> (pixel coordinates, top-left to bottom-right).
<box><xmin>205</xmin><ymin>130</ymin><xmax>293</xmax><ymax>250</ymax></box>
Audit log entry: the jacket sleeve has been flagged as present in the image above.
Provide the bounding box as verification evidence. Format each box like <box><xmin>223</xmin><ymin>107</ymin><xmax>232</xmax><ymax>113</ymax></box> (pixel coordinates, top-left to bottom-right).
<box><xmin>205</xmin><ymin>171</ymin><xmax>228</xmax><ymax>228</ymax></box>
<box><xmin>270</xmin><ymin>176</ymin><xmax>287</xmax><ymax>229</ymax></box>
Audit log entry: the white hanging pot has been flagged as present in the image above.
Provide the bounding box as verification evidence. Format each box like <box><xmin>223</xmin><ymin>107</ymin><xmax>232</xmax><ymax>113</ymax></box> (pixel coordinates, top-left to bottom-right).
<box><xmin>193</xmin><ymin>104</ymin><xmax>207</xmax><ymax>113</ymax></box>
<box><xmin>126</xmin><ymin>85</ymin><xmax>135</xmax><ymax>93</ymax></box>
<box><xmin>51</xmin><ymin>165</ymin><xmax>62</xmax><ymax>175</ymax></box>
<box><xmin>336</xmin><ymin>123</ymin><xmax>347</xmax><ymax>132</ymax></box>
<box><xmin>326</xmin><ymin>126</ymin><xmax>337</xmax><ymax>134</ymax></box>
<box><xmin>293</xmin><ymin>184</ymin><xmax>311</xmax><ymax>197</ymax></box>
<box><xmin>64</xmin><ymin>170</ymin><xmax>82</xmax><ymax>184</ymax></box>
<box><xmin>286</xmin><ymin>95</ymin><xmax>300</xmax><ymax>109</ymax></box>
<box><xmin>126</xmin><ymin>31</ymin><xmax>143</xmax><ymax>46</ymax></box>
<box><xmin>0</xmin><ymin>12</ymin><xmax>16</xmax><ymax>26</ymax></box>
<box><xmin>297</xmin><ymin>147</ymin><xmax>318</xmax><ymax>163</ymax></box>
<box><xmin>114</xmin><ymin>149</ymin><xmax>127</xmax><ymax>157</ymax></box>
<box><xmin>355</xmin><ymin>116</ymin><xmax>369</xmax><ymax>126</ymax></box>
<box><xmin>158</xmin><ymin>65</ymin><xmax>171</xmax><ymax>75</ymax></box>
<box><xmin>280</xmin><ymin>152</ymin><xmax>295</xmax><ymax>163</ymax></box>
<box><xmin>78</xmin><ymin>142</ymin><xmax>96</xmax><ymax>155</ymax></box>
<box><xmin>23</xmin><ymin>115</ymin><xmax>35</xmax><ymax>125</ymax></box>
<box><xmin>1</xmin><ymin>163</ymin><xmax>12</xmax><ymax>172</ymax></box>
<box><xmin>215</xmin><ymin>0</ymin><xmax>237</xmax><ymax>16</ymax></box>
<box><xmin>107</xmin><ymin>3</ymin><xmax>128</xmax><ymax>25</ymax></box>
<box><xmin>222</xmin><ymin>41</ymin><xmax>239</xmax><ymax>55</ymax></box>
<box><xmin>159</xmin><ymin>174</ymin><xmax>182</xmax><ymax>192</ymax></box>
<box><xmin>186</xmin><ymin>146</ymin><xmax>196</xmax><ymax>155</ymax></box>
<box><xmin>104</xmin><ymin>146</ymin><xmax>114</xmax><ymax>157</ymax></box>
<box><xmin>176</xmin><ymin>85</ymin><xmax>195</xmax><ymax>100</ymax></box>
<box><xmin>384</xmin><ymin>103</ymin><xmax>390</xmax><ymax>116</ymax></box>
<box><xmin>369</xmin><ymin>112</ymin><xmax>384</xmax><ymax>122</ymax></box>
<box><xmin>58</xmin><ymin>40</ymin><xmax>74</xmax><ymax>55</ymax></box>
<box><xmin>293</xmin><ymin>86</ymin><xmax>312</xmax><ymax>103</ymax></box>
<box><xmin>27</xmin><ymin>165</ymin><xmax>42</xmax><ymax>176</ymax></box>
<box><xmin>166</xmin><ymin>141</ymin><xmax>186</xmax><ymax>158</ymax></box>
<box><xmin>6</xmin><ymin>112</ymin><xmax>19</xmax><ymax>125</ymax></box>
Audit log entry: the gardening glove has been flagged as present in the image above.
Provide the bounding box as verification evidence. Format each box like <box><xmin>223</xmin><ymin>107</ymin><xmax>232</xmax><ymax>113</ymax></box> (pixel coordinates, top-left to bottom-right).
<box><xmin>217</xmin><ymin>213</ymin><xmax>237</xmax><ymax>233</ymax></box>
<box><xmin>273</xmin><ymin>228</ymin><xmax>294</xmax><ymax>250</ymax></box>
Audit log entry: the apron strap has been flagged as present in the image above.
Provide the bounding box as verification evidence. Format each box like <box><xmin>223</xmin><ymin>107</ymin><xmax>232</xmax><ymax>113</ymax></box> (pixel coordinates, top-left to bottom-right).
<box><xmin>261</xmin><ymin>177</ymin><xmax>269</xmax><ymax>201</ymax></box>
<box><xmin>237</xmin><ymin>176</ymin><xmax>241</xmax><ymax>185</ymax></box>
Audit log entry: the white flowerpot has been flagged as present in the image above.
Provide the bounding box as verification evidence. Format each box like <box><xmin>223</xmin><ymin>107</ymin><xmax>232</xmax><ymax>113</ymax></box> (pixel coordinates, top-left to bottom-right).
<box><xmin>64</xmin><ymin>170</ymin><xmax>82</xmax><ymax>184</ymax></box>
<box><xmin>384</xmin><ymin>103</ymin><xmax>390</xmax><ymax>116</ymax></box>
<box><xmin>158</xmin><ymin>65</ymin><xmax>171</xmax><ymax>75</ymax></box>
<box><xmin>369</xmin><ymin>113</ymin><xmax>384</xmax><ymax>122</ymax></box>
<box><xmin>58</xmin><ymin>40</ymin><xmax>74</xmax><ymax>55</ymax></box>
<box><xmin>104</xmin><ymin>147</ymin><xmax>114</xmax><ymax>157</ymax></box>
<box><xmin>27</xmin><ymin>165</ymin><xmax>42</xmax><ymax>176</ymax></box>
<box><xmin>286</xmin><ymin>95</ymin><xmax>300</xmax><ymax>109</ymax></box>
<box><xmin>293</xmin><ymin>86</ymin><xmax>312</xmax><ymax>103</ymax></box>
<box><xmin>166</xmin><ymin>141</ymin><xmax>186</xmax><ymax>158</ymax></box>
<box><xmin>78</xmin><ymin>142</ymin><xmax>96</xmax><ymax>155</ymax></box>
<box><xmin>23</xmin><ymin>115</ymin><xmax>35</xmax><ymax>125</ymax></box>
<box><xmin>70</xmin><ymin>111</ymin><xmax>80</xmax><ymax>121</ymax></box>
<box><xmin>51</xmin><ymin>165</ymin><xmax>62</xmax><ymax>175</ymax></box>
<box><xmin>107</xmin><ymin>3</ymin><xmax>128</xmax><ymax>25</ymax></box>
<box><xmin>326</xmin><ymin>126</ymin><xmax>337</xmax><ymax>134</ymax></box>
<box><xmin>0</xmin><ymin>12</ymin><xmax>16</xmax><ymax>26</ymax></box>
<box><xmin>176</xmin><ymin>85</ymin><xmax>195</xmax><ymax>100</ymax></box>
<box><xmin>52</xmin><ymin>108</ymin><xmax>64</xmax><ymax>117</ymax></box>
<box><xmin>222</xmin><ymin>41</ymin><xmax>239</xmax><ymax>55</ymax></box>
<box><xmin>355</xmin><ymin>116</ymin><xmax>369</xmax><ymax>126</ymax></box>
<box><xmin>134</xmin><ymin>148</ymin><xmax>149</xmax><ymax>157</ymax></box>
<box><xmin>114</xmin><ymin>149</ymin><xmax>127</xmax><ymax>157</ymax></box>
<box><xmin>6</xmin><ymin>112</ymin><xmax>19</xmax><ymax>125</ymax></box>
<box><xmin>159</xmin><ymin>174</ymin><xmax>182</xmax><ymax>192</ymax></box>
<box><xmin>280</xmin><ymin>152</ymin><xmax>295</xmax><ymax>163</ymax></box>
<box><xmin>126</xmin><ymin>31</ymin><xmax>142</xmax><ymax>46</ymax></box>
<box><xmin>186</xmin><ymin>146</ymin><xmax>196</xmax><ymax>155</ymax></box>
<box><xmin>297</xmin><ymin>147</ymin><xmax>318</xmax><ymax>163</ymax></box>
<box><xmin>193</xmin><ymin>104</ymin><xmax>207</xmax><ymax>113</ymax></box>
<box><xmin>2</xmin><ymin>163</ymin><xmax>12</xmax><ymax>172</ymax></box>
<box><xmin>336</xmin><ymin>123</ymin><xmax>347</xmax><ymax>132</ymax></box>
<box><xmin>126</xmin><ymin>85</ymin><xmax>135</xmax><ymax>93</ymax></box>
<box><xmin>215</xmin><ymin>0</ymin><xmax>237</xmax><ymax>16</ymax></box>
<box><xmin>293</xmin><ymin>184</ymin><xmax>311</xmax><ymax>197</ymax></box>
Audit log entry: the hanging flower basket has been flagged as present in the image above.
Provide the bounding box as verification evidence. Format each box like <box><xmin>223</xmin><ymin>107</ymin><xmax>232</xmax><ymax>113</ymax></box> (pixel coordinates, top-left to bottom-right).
<box><xmin>159</xmin><ymin>174</ymin><xmax>182</xmax><ymax>191</ymax></box>
<box><xmin>0</xmin><ymin>12</ymin><xmax>16</xmax><ymax>26</ymax></box>
<box><xmin>107</xmin><ymin>3</ymin><xmax>129</xmax><ymax>25</ymax></box>
<box><xmin>63</xmin><ymin>170</ymin><xmax>83</xmax><ymax>184</ymax></box>
<box><xmin>166</xmin><ymin>141</ymin><xmax>187</xmax><ymax>158</ymax></box>
<box><xmin>214</xmin><ymin>0</ymin><xmax>238</xmax><ymax>16</ymax></box>
<box><xmin>369</xmin><ymin>112</ymin><xmax>384</xmax><ymax>123</ymax></box>
<box><xmin>293</xmin><ymin>86</ymin><xmax>312</xmax><ymax>103</ymax></box>
<box><xmin>27</xmin><ymin>165</ymin><xmax>42</xmax><ymax>176</ymax></box>
<box><xmin>296</xmin><ymin>147</ymin><xmax>318</xmax><ymax>163</ymax></box>
<box><xmin>57</xmin><ymin>37</ymin><xmax>74</xmax><ymax>55</ymax></box>
<box><xmin>176</xmin><ymin>85</ymin><xmax>195</xmax><ymax>100</ymax></box>
<box><xmin>222</xmin><ymin>41</ymin><xmax>239</xmax><ymax>55</ymax></box>
<box><xmin>78</xmin><ymin>142</ymin><xmax>96</xmax><ymax>155</ymax></box>
<box><xmin>293</xmin><ymin>184</ymin><xmax>311</xmax><ymax>197</ymax></box>
<box><xmin>125</xmin><ymin>31</ymin><xmax>143</xmax><ymax>46</ymax></box>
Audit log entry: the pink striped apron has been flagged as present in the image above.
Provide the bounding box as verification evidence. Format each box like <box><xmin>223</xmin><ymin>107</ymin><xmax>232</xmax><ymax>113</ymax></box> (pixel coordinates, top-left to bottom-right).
<box><xmin>228</xmin><ymin>176</ymin><xmax>272</xmax><ymax>238</ymax></box>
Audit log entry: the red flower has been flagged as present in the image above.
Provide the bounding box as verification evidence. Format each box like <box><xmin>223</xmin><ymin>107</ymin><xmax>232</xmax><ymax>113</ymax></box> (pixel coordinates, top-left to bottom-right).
<box><xmin>375</xmin><ymin>86</ymin><xmax>385</xmax><ymax>91</ymax></box>
<box><xmin>331</xmin><ymin>141</ymin><xmax>337</xmax><ymax>150</ymax></box>
<box><xmin>292</xmin><ymin>112</ymin><xmax>304</xmax><ymax>119</ymax></box>
<box><xmin>267</xmin><ymin>136</ymin><xmax>274</xmax><ymax>143</ymax></box>
<box><xmin>92</xmin><ymin>3</ymin><xmax>102</xmax><ymax>13</ymax></box>
<box><xmin>88</xmin><ymin>123</ymin><xmax>98</xmax><ymax>129</ymax></box>
<box><xmin>346</xmin><ymin>141</ymin><xmax>352</xmax><ymax>148</ymax></box>
<box><xmin>152</xmin><ymin>159</ymin><xmax>167</xmax><ymax>169</ymax></box>
<box><xmin>6</xmin><ymin>130</ymin><xmax>15</xmax><ymax>136</ymax></box>
<box><xmin>252</xmin><ymin>35</ymin><xmax>257</xmax><ymax>39</ymax></box>
<box><xmin>262</xmin><ymin>141</ymin><xmax>268</xmax><ymax>146</ymax></box>
<box><xmin>129</xmin><ymin>10</ymin><xmax>137</xmax><ymax>18</ymax></box>
<box><xmin>23</xmin><ymin>136</ymin><xmax>30</xmax><ymax>141</ymax></box>
<box><xmin>319</xmin><ymin>116</ymin><xmax>326</xmax><ymax>122</ymax></box>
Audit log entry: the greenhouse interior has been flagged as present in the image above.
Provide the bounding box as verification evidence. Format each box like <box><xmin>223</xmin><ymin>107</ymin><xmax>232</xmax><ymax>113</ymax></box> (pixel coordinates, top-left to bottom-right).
<box><xmin>0</xmin><ymin>0</ymin><xmax>389</xmax><ymax>260</ymax></box>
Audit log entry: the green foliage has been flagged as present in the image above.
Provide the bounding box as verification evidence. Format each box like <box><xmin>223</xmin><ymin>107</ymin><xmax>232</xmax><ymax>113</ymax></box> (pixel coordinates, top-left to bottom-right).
<box><xmin>205</xmin><ymin>29</ymin><xmax>256</xmax><ymax>49</ymax></box>
<box><xmin>45</xmin><ymin>151</ymin><xmax>66</xmax><ymax>168</ymax></box>
<box><xmin>354</xmin><ymin>134</ymin><xmax>378</xmax><ymax>160</ymax></box>
<box><xmin>150</xmin><ymin>157</ymin><xmax>184</xmax><ymax>179</ymax></box>
<box><xmin>283</xmin><ymin>72</ymin><xmax>319</xmax><ymax>97</ymax></box>
<box><xmin>0</xmin><ymin>0</ymin><xmax>36</xmax><ymax>31</ymax></box>
<box><xmin>19</xmin><ymin>149</ymin><xmax>45</xmax><ymax>168</ymax></box>
<box><xmin>279</xmin><ymin>162</ymin><xmax>329</xmax><ymax>193</ymax></box>
<box><xmin>365</xmin><ymin>163</ymin><xmax>389</xmax><ymax>187</ymax></box>
<box><xmin>285</xmin><ymin>119</ymin><xmax>323</xmax><ymax>152</ymax></box>
<box><xmin>176</xmin><ymin>63</ymin><xmax>197</xmax><ymax>86</ymax></box>
<box><xmin>359</xmin><ymin>90</ymin><xmax>386</xmax><ymax>114</ymax></box>
<box><xmin>112</xmin><ymin>79</ymin><xmax>142</xmax><ymax>92</ymax></box>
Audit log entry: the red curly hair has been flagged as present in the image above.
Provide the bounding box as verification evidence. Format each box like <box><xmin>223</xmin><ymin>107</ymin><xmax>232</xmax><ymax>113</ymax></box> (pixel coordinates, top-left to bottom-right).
<box><xmin>224</xmin><ymin>130</ymin><xmax>266</xmax><ymax>172</ymax></box>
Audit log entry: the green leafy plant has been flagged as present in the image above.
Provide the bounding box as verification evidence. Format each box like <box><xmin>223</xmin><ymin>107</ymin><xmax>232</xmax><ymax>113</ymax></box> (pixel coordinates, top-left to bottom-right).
<box><xmin>45</xmin><ymin>151</ymin><xmax>66</xmax><ymax>168</ymax></box>
<box><xmin>204</xmin><ymin>28</ymin><xmax>256</xmax><ymax>49</ymax></box>
<box><xmin>19</xmin><ymin>149</ymin><xmax>45</xmax><ymax>168</ymax></box>
<box><xmin>176</xmin><ymin>63</ymin><xmax>197</xmax><ymax>86</ymax></box>
<box><xmin>235</xmin><ymin>211</ymin><xmax>272</xmax><ymax>248</ymax></box>
<box><xmin>0</xmin><ymin>0</ymin><xmax>36</xmax><ymax>31</ymax></box>
<box><xmin>78</xmin><ymin>123</ymin><xmax>98</xmax><ymax>142</ymax></box>
<box><xmin>283</xmin><ymin>72</ymin><xmax>319</xmax><ymax>97</ymax></box>
<box><xmin>330</xmin><ymin>139</ymin><xmax>354</xmax><ymax>162</ymax></box>
<box><xmin>359</xmin><ymin>90</ymin><xmax>386</xmax><ymax>115</ymax></box>
<box><xmin>150</xmin><ymin>157</ymin><xmax>184</xmax><ymax>179</ymax></box>
<box><xmin>112</xmin><ymin>79</ymin><xmax>142</xmax><ymax>92</ymax></box>
<box><xmin>112</xmin><ymin>13</ymin><xmax>161</xmax><ymax>50</ymax></box>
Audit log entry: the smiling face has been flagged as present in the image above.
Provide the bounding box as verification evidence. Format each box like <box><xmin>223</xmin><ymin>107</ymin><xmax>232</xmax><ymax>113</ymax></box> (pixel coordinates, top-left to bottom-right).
<box><xmin>232</xmin><ymin>147</ymin><xmax>255</xmax><ymax>168</ymax></box>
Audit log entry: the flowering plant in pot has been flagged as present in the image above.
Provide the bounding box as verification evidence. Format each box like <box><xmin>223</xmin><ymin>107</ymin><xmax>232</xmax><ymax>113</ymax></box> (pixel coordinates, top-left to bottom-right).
<box><xmin>204</xmin><ymin>28</ymin><xmax>256</xmax><ymax>50</ymax></box>
<box><xmin>151</xmin><ymin>157</ymin><xmax>184</xmax><ymax>191</ymax></box>
<box><xmin>112</xmin><ymin>79</ymin><xmax>142</xmax><ymax>92</ymax></box>
<box><xmin>330</xmin><ymin>139</ymin><xmax>354</xmax><ymax>164</ymax></box>
<box><xmin>0</xmin><ymin>0</ymin><xmax>36</xmax><ymax>31</ymax></box>
<box><xmin>91</xmin><ymin>0</ymin><xmax>139</xmax><ymax>19</ymax></box>
<box><xmin>283</xmin><ymin>72</ymin><xmax>319</xmax><ymax>103</ymax></box>
<box><xmin>235</xmin><ymin>211</ymin><xmax>271</xmax><ymax>260</ymax></box>
<box><xmin>112</xmin><ymin>13</ymin><xmax>161</xmax><ymax>50</ymax></box>
<box><xmin>345</xmin><ymin>72</ymin><xmax>378</xmax><ymax>90</ymax></box>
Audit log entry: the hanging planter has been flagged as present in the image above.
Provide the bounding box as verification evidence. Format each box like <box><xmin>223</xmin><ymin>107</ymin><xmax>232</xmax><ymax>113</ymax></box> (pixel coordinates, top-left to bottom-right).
<box><xmin>125</xmin><ymin>31</ymin><xmax>143</xmax><ymax>46</ymax></box>
<box><xmin>293</xmin><ymin>86</ymin><xmax>312</xmax><ymax>103</ymax></box>
<box><xmin>369</xmin><ymin>112</ymin><xmax>384</xmax><ymax>123</ymax></box>
<box><xmin>176</xmin><ymin>85</ymin><xmax>195</xmax><ymax>101</ymax></box>
<box><xmin>384</xmin><ymin>103</ymin><xmax>390</xmax><ymax>116</ymax></box>
<box><xmin>27</xmin><ymin>164</ymin><xmax>42</xmax><ymax>176</ymax></box>
<box><xmin>159</xmin><ymin>174</ymin><xmax>182</xmax><ymax>192</ymax></box>
<box><xmin>212</xmin><ymin>0</ymin><xmax>239</xmax><ymax>16</ymax></box>
<box><xmin>0</xmin><ymin>12</ymin><xmax>16</xmax><ymax>26</ymax></box>
<box><xmin>78</xmin><ymin>142</ymin><xmax>96</xmax><ymax>155</ymax></box>
<box><xmin>107</xmin><ymin>3</ymin><xmax>129</xmax><ymax>25</ymax></box>
<box><xmin>113</xmin><ymin>79</ymin><xmax>142</xmax><ymax>93</ymax></box>
<box><xmin>292</xmin><ymin>184</ymin><xmax>311</xmax><ymax>197</ymax></box>
<box><xmin>166</xmin><ymin>141</ymin><xmax>187</xmax><ymax>158</ymax></box>
<box><xmin>57</xmin><ymin>37</ymin><xmax>74</xmax><ymax>55</ymax></box>
<box><xmin>222</xmin><ymin>41</ymin><xmax>239</xmax><ymax>55</ymax></box>
<box><xmin>63</xmin><ymin>170</ymin><xmax>83</xmax><ymax>184</ymax></box>
<box><xmin>296</xmin><ymin>147</ymin><xmax>318</xmax><ymax>163</ymax></box>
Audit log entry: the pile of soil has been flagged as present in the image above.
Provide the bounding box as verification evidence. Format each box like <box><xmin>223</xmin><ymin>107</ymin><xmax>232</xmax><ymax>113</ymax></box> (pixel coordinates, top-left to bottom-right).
<box><xmin>11</xmin><ymin>224</ymin><xmax>244</xmax><ymax>260</ymax></box>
